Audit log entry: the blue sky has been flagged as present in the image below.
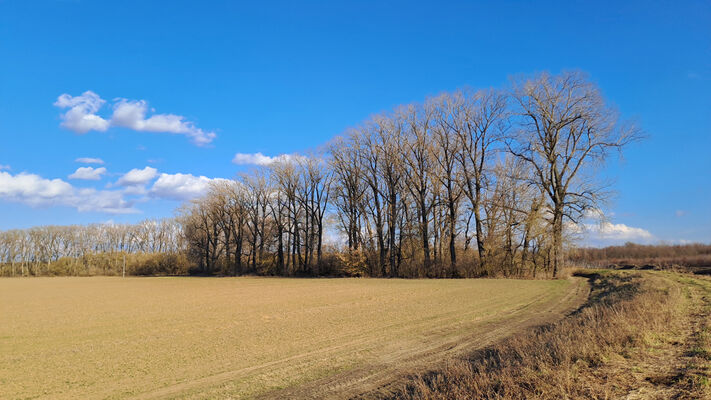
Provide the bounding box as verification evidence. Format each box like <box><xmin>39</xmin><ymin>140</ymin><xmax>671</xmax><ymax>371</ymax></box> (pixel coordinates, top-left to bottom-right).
<box><xmin>0</xmin><ymin>0</ymin><xmax>709</xmax><ymax>245</ymax></box>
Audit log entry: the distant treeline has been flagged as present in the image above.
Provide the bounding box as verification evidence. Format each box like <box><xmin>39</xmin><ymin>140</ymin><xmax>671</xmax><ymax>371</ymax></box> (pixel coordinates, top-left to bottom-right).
<box><xmin>570</xmin><ymin>242</ymin><xmax>711</xmax><ymax>272</ymax></box>
<box><xmin>1</xmin><ymin>71</ymin><xmax>637</xmax><ymax>279</ymax></box>
<box><xmin>0</xmin><ymin>220</ymin><xmax>189</xmax><ymax>276</ymax></box>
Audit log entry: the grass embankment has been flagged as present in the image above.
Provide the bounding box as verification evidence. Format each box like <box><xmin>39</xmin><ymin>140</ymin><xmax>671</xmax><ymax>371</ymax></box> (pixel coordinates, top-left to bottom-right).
<box><xmin>392</xmin><ymin>270</ymin><xmax>711</xmax><ymax>399</ymax></box>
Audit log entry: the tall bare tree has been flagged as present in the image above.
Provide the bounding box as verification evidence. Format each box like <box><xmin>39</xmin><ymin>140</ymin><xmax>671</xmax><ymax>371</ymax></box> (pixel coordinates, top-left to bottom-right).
<box><xmin>431</xmin><ymin>94</ymin><xmax>464</xmax><ymax>276</ymax></box>
<box><xmin>508</xmin><ymin>71</ymin><xmax>639</xmax><ymax>276</ymax></box>
<box><xmin>453</xmin><ymin>89</ymin><xmax>508</xmax><ymax>271</ymax></box>
<box><xmin>400</xmin><ymin>103</ymin><xmax>436</xmax><ymax>270</ymax></box>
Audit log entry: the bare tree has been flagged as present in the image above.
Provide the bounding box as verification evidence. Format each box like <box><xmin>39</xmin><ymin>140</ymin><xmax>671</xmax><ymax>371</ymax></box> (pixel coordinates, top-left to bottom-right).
<box><xmin>330</xmin><ymin>134</ymin><xmax>366</xmax><ymax>252</ymax></box>
<box><xmin>271</xmin><ymin>159</ymin><xmax>303</xmax><ymax>273</ymax></box>
<box><xmin>304</xmin><ymin>156</ymin><xmax>333</xmax><ymax>272</ymax></box>
<box><xmin>242</xmin><ymin>170</ymin><xmax>271</xmax><ymax>272</ymax></box>
<box><xmin>399</xmin><ymin>103</ymin><xmax>436</xmax><ymax>270</ymax></box>
<box><xmin>431</xmin><ymin>94</ymin><xmax>464</xmax><ymax>276</ymax></box>
<box><xmin>508</xmin><ymin>71</ymin><xmax>639</xmax><ymax>276</ymax></box>
<box><xmin>453</xmin><ymin>89</ymin><xmax>508</xmax><ymax>272</ymax></box>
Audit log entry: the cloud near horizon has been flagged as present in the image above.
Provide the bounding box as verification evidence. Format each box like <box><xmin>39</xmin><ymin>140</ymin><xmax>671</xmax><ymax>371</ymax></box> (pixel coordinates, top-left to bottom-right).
<box><xmin>592</xmin><ymin>222</ymin><xmax>654</xmax><ymax>241</ymax></box>
<box><xmin>150</xmin><ymin>173</ymin><xmax>229</xmax><ymax>201</ymax></box>
<box><xmin>114</xmin><ymin>167</ymin><xmax>230</xmax><ymax>201</ymax></box>
<box><xmin>0</xmin><ymin>164</ymin><xmax>229</xmax><ymax>214</ymax></box>
<box><xmin>0</xmin><ymin>171</ymin><xmax>136</xmax><ymax>214</ymax></box>
<box><xmin>54</xmin><ymin>91</ymin><xmax>216</xmax><ymax>146</ymax></box>
<box><xmin>573</xmin><ymin>221</ymin><xmax>655</xmax><ymax>247</ymax></box>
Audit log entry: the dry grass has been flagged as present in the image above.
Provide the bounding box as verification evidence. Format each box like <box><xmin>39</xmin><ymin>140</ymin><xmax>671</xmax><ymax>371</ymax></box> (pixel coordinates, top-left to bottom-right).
<box><xmin>390</xmin><ymin>270</ymin><xmax>711</xmax><ymax>400</ymax></box>
<box><xmin>0</xmin><ymin>276</ymin><xmax>576</xmax><ymax>399</ymax></box>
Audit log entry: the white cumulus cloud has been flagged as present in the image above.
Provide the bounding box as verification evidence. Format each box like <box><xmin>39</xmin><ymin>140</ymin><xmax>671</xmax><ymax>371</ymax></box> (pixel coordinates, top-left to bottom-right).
<box><xmin>232</xmin><ymin>152</ymin><xmax>302</xmax><ymax>166</ymax></box>
<box><xmin>54</xmin><ymin>91</ymin><xmax>216</xmax><ymax>146</ymax></box>
<box><xmin>75</xmin><ymin>157</ymin><xmax>104</xmax><ymax>164</ymax></box>
<box><xmin>0</xmin><ymin>172</ymin><xmax>73</xmax><ymax>202</ymax></box>
<box><xmin>54</xmin><ymin>91</ymin><xmax>110</xmax><ymax>134</ymax></box>
<box><xmin>0</xmin><ymin>167</ymin><xmax>233</xmax><ymax>214</ymax></box>
<box><xmin>592</xmin><ymin>222</ymin><xmax>654</xmax><ymax>241</ymax></box>
<box><xmin>0</xmin><ymin>171</ymin><xmax>135</xmax><ymax>214</ymax></box>
<box><xmin>73</xmin><ymin>188</ymin><xmax>137</xmax><ymax>214</ymax></box>
<box><xmin>116</xmin><ymin>166</ymin><xmax>158</xmax><ymax>187</ymax></box>
<box><xmin>111</xmin><ymin>99</ymin><xmax>216</xmax><ymax>146</ymax></box>
<box><xmin>150</xmin><ymin>173</ymin><xmax>228</xmax><ymax>201</ymax></box>
<box><xmin>574</xmin><ymin>221</ymin><xmax>655</xmax><ymax>247</ymax></box>
<box><xmin>68</xmin><ymin>166</ymin><xmax>106</xmax><ymax>181</ymax></box>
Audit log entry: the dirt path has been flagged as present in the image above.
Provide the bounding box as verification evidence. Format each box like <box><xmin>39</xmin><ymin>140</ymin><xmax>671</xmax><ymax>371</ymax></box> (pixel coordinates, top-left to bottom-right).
<box><xmin>257</xmin><ymin>277</ymin><xmax>589</xmax><ymax>400</ymax></box>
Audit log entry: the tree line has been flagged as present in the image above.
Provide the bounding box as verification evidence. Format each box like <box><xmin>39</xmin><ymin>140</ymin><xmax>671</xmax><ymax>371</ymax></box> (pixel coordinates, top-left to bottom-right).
<box><xmin>0</xmin><ymin>219</ymin><xmax>188</xmax><ymax>276</ymax></box>
<box><xmin>570</xmin><ymin>242</ymin><xmax>711</xmax><ymax>271</ymax></box>
<box><xmin>179</xmin><ymin>71</ymin><xmax>638</xmax><ymax>278</ymax></box>
<box><xmin>0</xmin><ymin>71</ymin><xmax>636</xmax><ymax>278</ymax></box>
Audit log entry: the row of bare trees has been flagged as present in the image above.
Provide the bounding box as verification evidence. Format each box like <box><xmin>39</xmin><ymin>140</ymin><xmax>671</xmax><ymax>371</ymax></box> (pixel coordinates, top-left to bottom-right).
<box><xmin>328</xmin><ymin>89</ymin><xmax>545</xmax><ymax>277</ymax></box>
<box><xmin>0</xmin><ymin>219</ymin><xmax>184</xmax><ymax>276</ymax></box>
<box><xmin>180</xmin><ymin>71</ymin><xmax>637</xmax><ymax>278</ymax></box>
<box><xmin>0</xmin><ymin>71</ymin><xmax>635</xmax><ymax>278</ymax></box>
<box><xmin>179</xmin><ymin>159</ymin><xmax>333</xmax><ymax>276</ymax></box>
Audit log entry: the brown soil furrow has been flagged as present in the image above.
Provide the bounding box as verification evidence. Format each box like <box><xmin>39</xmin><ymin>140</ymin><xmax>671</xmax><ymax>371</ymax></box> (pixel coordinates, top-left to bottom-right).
<box><xmin>256</xmin><ymin>277</ymin><xmax>589</xmax><ymax>400</ymax></box>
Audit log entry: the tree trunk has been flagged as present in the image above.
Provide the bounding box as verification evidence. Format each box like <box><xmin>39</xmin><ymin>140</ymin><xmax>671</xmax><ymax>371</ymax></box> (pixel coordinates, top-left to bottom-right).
<box><xmin>316</xmin><ymin>221</ymin><xmax>323</xmax><ymax>274</ymax></box>
<box><xmin>473</xmin><ymin>194</ymin><xmax>485</xmax><ymax>272</ymax></box>
<box><xmin>418</xmin><ymin>197</ymin><xmax>431</xmax><ymax>271</ymax></box>
<box><xmin>552</xmin><ymin>205</ymin><xmax>564</xmax><ymax>278</ymax></box>
<box><xmin>277</xmin><ymin>225</ymin><xmax>284</xmax><ymax>275</ymax></box>
<box><xmin>388</xmin><ymin>192</ymin><xmax>398</xmax><ymax>277</ymax></box>
<box><xmin>234</xmin><ymin>230</ymin><xmax>243</xmax><ymax>275</ymax></box>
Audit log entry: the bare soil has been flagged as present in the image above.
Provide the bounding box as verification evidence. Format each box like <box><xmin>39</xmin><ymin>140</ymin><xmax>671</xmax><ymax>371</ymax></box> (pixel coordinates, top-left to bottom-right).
<box><xmin>257</xmin><ymin>277</ymin><xmax>589</xmax><ymax>400</ymax></box>
<box><xmin>0</xmin><ymin>277</ymin><xmax>585</xmax><ymax>399</ymax></box>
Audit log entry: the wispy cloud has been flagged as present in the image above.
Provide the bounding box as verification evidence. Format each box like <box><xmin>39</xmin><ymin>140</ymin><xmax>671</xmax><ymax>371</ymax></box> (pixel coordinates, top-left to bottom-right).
<box><xmin>75</xmin><ymin>157</ymin><xmax>104</xmax><ymax>164</ymax></box>
<box><xmin>54</xmin><ymin>91</ymin><xmax>216</xmax><ymax>146</ymax></box>
<box><xmin>68</xmin><ymin>166</ymin><xmax>106</xmax><ymax>181</ymax></box>
<box><xmin>675</xmin><ymin>210</ymin><xmax>686</xmax><ymax>217</ymax></box>
<box><xmin>0</xmin><ymin>164</ymin><xmax>10</xmax><ymax>170</ymax></box>
<box><xmin>232</xmin><ymin>152</ymin><xmax>303</xmax><ymax>166</ymax></box>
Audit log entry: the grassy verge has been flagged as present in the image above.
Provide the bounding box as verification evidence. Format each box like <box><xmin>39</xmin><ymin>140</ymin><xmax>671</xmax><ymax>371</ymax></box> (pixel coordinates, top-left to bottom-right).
<box><xmin>390</xmin><ymin>270</ymin><xmax>711</xmax><ymax>399</ymax></box>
